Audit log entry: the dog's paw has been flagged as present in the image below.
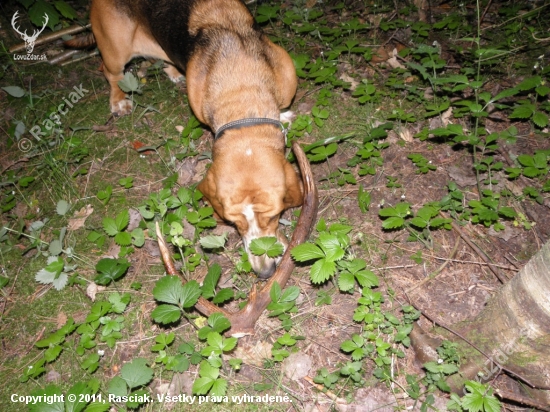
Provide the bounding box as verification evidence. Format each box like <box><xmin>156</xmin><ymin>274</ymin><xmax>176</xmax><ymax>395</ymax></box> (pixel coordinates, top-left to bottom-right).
<box><xmin>279</xmin><ymin>110</ymin><xmax>296</xmax><ymax>126</ymax></box>
<box><xmin>111</xmin><ymin>99</ymin><xmax>133</xmax><ymax>117</ymax></box>
<box><xmin>164</xmin><ymin>65</ymin><xmax>184</xmax><ymax>83</ymax></box>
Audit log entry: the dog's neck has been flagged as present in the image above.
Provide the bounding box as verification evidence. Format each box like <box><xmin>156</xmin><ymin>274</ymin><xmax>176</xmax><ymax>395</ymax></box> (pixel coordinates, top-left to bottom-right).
<box><xmin>214</xmin><ymin>118</ymin><xmax>285</xmax><ymax>141</ymax></box>
<box><xmin>211</xmin><ymin>125</ymin><xmax>286</xmax><ymax>155</ymax></box>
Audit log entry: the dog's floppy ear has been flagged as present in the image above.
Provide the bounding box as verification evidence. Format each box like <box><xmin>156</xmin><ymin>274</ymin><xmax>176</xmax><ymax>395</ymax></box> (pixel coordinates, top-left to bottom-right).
<box><xmin>197</xmin><ymin>169</ymin><xmax>224</xmax><ymax>218</ymax></box>
<box><xmin>283</xmin><ymin>161</ymin><xmax>303</xmax><ymax>209</ymax></box>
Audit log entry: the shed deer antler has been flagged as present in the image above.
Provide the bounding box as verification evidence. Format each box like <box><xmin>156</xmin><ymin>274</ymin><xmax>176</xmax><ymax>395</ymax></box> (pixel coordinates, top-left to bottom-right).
<box><xmin>11</xmin><ymin>11</ymin><xmax>49</xmax><ymax>54</ymax></box>
<box><xmin>156</xmin><ymin>141</ymin><xmax>318</xmax><ymax>337</ymax></box>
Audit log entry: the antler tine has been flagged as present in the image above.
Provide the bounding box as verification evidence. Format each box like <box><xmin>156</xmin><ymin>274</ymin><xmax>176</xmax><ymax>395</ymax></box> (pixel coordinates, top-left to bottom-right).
<box><xmin>155</xmin><ymin>141</ymin><xmax>318</xmax><ymax>337</ymax></box>
<box><xmin>31</xmin><ymin>13</ymin><xmax>49</xmax><ymax>39</ymax></box>
<box><xmin>11</xmin><ymin>11</ymin><xmax>27</xmax><ymax>37</ymax></box>
<box><xmin>226</xmin><ymin>141</ymin><xmax>319</xmax><ymax>336</ymax></box>
<box><xmin>38</xmin><ymin>13</ymin><xmax>49</xmax><ymax>35</ymax></box>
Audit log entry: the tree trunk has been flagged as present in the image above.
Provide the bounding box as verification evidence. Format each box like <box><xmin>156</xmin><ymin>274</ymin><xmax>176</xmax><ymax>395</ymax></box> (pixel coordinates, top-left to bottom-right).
<box><xmin>448</xmin><ymin>240</ymin><xmax>550</xmax><ymax>402</ymax></box>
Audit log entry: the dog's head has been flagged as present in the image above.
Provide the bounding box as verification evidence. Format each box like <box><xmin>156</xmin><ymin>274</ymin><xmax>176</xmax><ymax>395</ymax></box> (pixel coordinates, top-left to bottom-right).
<box><xmin>197</xmin><ymin>136</ymin><xmax>302</xmax><ymax>278</ymax></box>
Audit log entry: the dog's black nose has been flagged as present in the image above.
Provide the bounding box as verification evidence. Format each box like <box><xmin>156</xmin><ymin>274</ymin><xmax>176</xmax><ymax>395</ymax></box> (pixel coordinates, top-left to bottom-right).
<box><xmin>256</xmin><ymin>262</ymin><xmax>277</xmax><ymax>279</ymax></box>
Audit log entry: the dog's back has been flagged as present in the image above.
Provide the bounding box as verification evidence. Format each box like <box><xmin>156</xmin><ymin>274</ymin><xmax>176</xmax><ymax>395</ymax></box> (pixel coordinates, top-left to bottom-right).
<box><xmin>98</xmin><ymin>0</ymin><xmax>258</xmax><ymax>70</ymax></box>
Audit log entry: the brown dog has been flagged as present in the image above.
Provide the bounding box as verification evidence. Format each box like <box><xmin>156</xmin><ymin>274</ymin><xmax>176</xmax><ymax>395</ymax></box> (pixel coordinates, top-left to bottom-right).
<box><xmin>82</xmin><ymin>0</ymin><xmax>302</xmax><ymax>277</ymax></box>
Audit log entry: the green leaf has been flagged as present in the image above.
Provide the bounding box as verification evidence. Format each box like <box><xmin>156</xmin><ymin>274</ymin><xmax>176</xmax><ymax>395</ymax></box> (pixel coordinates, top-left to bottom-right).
<box><xmin>66</xmin><ymin>381</ymin><xmax>91</xmax><ymax>412</ymax></box>
<box><xmin>338</xmin><ymin>272</ymin><xmax>355</xmax><ymax>292</ymax></box>
<box><xmin>28</xmin><ymin>385</ymin><xmax>64</xmax><ymax>412</ymax></box>
<box><xmin>44</xmin><ymin>344</ymin><xmax>63</xmax><ymax>362</ymax></box>
<box><xmin>180</xmin><ymin>280</ymin><xmax>202</xmax><ymax>308</ymax></box>
<box><xmin>102</xmin><ymin>218</ymin><xmax>118</xmax><ymax>236</ymax></box>
<box><xmin>56</xmin><ymin>200</ymin><xmax>70</xmax><ymax>216</ymax></box>
<box><xmin>491</xmin><ymin>87</ymin><xmax>518</xmax><ymax>102</ymax></box>
<box><xmin>202</xmin><ymin>264</ymin><xmax>221</xmax><ymax>299</ymax></box>
<box><xmin>54</xmin><ymin>1</ymin><xmax>78</xmax><ymax>19</ymax></box>
<box><xmin>18</xmin><ymin>176</ymin><xmax>35</xmax><ymax>187</ymax></box>
<box><xmin>199</xmin><ymin>359</ymin><xmax>219</xmax><ymax>378</ymax></box>
<box><xmin>517</xmin><ymin>154</ymin><xmax>535</xmax><ymax>167</ymax></box>
<box><xmin>81</xmin><ymin>353</ymin><xmax>100</xmax><ymax>373</ymax></box>
<box><xmin>208</xmin><ymin>313</ymin><xmax>231</xmax><ymax>334</ymax></box>
<box><xmin>193</xmin><ymin>377</ymin><xmax>214</xmax><ymax>395</ymax></box>
<box><xmin>533</xmin><ymin>152</ymin><xmax>548</xmax><ymax>168</ymax></box>
<box><xmin>462</xmin><ymin>381</ymin><xmax>501</xmax><ymax>412</ymax></box>
<box><xmin>114</xmin><ymin>231</ymin><xmax>132</xmax><ymax>246</ymax></box>
<box><xmin>121</xmin><ymin>358</ymin><xmax>153</xmax><ymax>389</ymax></box>
<box><xmin>510</xmin><ymin>104</ymin><xmax>535</xmax><ymax>119</ymax></box>
<box><xmin>498</xmin><ymin>207</ymin><xmax>517</xmax><ymax>218</ymax></box>
<box><xmin>2</xmin><ymin>86</ymin><xmax>26</xmax><ymax>98</ymax></box>
<box><xmin>131</xmin><ymin>228</ymin><xmax>145</xmax><ymax>247</ymax></box>
<box><xmin>280</xmin><ymin>285</ymin><xmax>300</xmax><ymax>302</ymax></box>
<box><xmin>83</xmin><ymin>401</ymin><xmax>110</xmax><ymax>412</ymax></box>
<box><xmin>291</xmin><ymin>243</ymin><xmax>325</xmax><ymax>262</ymax></box>
<box><xmin>381</xmin><ymin>216</ymin><xmax>405</xmax><ymax>229</ymax></box>
<box><xmin>152</xmin><ymin>276</ymin><xmax>184</xmax><ymax>305</ymax></box>
<box><xmin>48</xmin><ymin>239</ymin><xmax>63</xmax><ymax>256</ymax></box>
<box><xmin>168</xmin><ymin>354</ymin><xmax>190</xmax><ymax>373</ymax></box>
<box><xmin>532</xmin><ymin>111</ymin><xmax>549</xmax><ymax>128</ymax></box>
<box><xmin>308</xmin><ymin>143</ymin><xmax>338</xmax><ymax>162</ymax></box>
<box><xmin>94</xmin><ymin>258</ymin><xmax>130</xmax><ymax>285</ymax></box>
<box><xmin>29</xmin><ymin>0</ymin><xmax>59</xmax><ymax>30</ymax></box>
<box><xmin>355</xmin><ymin>270</ymin><xmax>379</xmax><ymax>288</ymax></box>
<box><xmin>249</xmin><ymin>236</ymin><xmax>284</xmax><ymax>258</ymax></box>
<box><xmin>118</xmin><ymin>72</ymin><xmax>141</xmax><ymax>94</ymax></box>
<box><xmin>199</xmin><ymin>234</ymin><xmax>227</xmax><ymax>249</ymax></box>
<box><xmin>108</xmin><ymin>376</ymin><xmax>127</xmax><ymax>397</ymax></box>
<box><xmin>310</xmin><ymin>259</ymin><xmax>336</xmax><ymax>284</ymax></box>
<box><xmin>277</xmin><ymin>333</ymin><xmax>297</xmax><ymax>346</ymax></box>
<box><xmin>516</xmin><ymin>75</ymin><xmax>541</xmax><ymax>91</ymax></box>
<box><xmin>358</xmin><ymin>184</ymin><xmax>371</xmax><ymax>213</ymax></box>
<box><xmin>523</xmin><ymin>167</ymin><xmax>542</xmax><ymax>178</ymax></box>
<box><xmin>270</xmin><ymin>281</ymin><xmax>281</xmax><ymax>303</ymax></box>
<box><xmin>115</xmin><ymin>210</ymin><xmax>130</xmax><ymax>231</ymax></box>
<box><xmin>212</xmin><ymin>288</ymin><xmax>233</xmax><ymax>304</ymax></box>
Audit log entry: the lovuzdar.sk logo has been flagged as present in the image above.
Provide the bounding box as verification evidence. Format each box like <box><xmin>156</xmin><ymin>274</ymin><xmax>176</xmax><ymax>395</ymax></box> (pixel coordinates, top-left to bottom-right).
<box><xmin>11</xmin><ymin>10</ymin><xmax>48</xmax><ymax>61</ymax></box>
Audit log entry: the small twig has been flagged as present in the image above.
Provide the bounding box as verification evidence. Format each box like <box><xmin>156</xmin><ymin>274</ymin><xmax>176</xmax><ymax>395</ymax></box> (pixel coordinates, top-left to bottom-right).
<box><xmin>407</xmin><ymin>235</ymin><xmax>460</xmax><ymax>293</ymax></box>
<box><xmin>304</xmin><ymin>375</ymin><xmax>347</xmax><ymax>404</ymax></box>
<box><xmin>372</xmin><ymin>264</ymin><xmax>417</xmax><ymax>271</ymax></box>
<box><xmin>478</xmin><ymin>0</ymin><xmax>493</xmax><ymax>27</ymax></box>
<box><xmin>0</xmin><ymin>157</ymin><xmax>29</xmax><ymax>175</ymax></box>
<box><xmin>531</xmin><ymin>32</ymin><xmax>550</xmax><ymax>42</ymax></box>
<box><xmin>60</xmin><ymin>50</ymin><xmax>100</xmax><ymax>66</ymax></box>
<box><xmin>445</xmin><ymin>216</ymin><xmax>508</xmax><ymax>283</ymax></box>
<box><xmin>481</xmin><ymin>2</ymin><xmax>550</xmax><ymax>31</ymax></box>
<box><xmin>0</xmin><ymin>267</ymin><xmax>22</xmax><ymax>317</ymax></box>
<box><xmin>432</xmin><ymin>257</ymin><xmax>516</xmax><ymax>271</ymax></box>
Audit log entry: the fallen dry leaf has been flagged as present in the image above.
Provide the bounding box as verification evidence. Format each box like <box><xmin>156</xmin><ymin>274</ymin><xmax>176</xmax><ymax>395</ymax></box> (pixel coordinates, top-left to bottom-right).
<box><xmin>56</xmin><ymin>312</ymin><xmax>68</xmax><ymax>329</ymax></box>
<box><xmin>233</xmin><ymin>341</ymin><xmax>272</xmax><ymax>367</ymax></box>
<box><xmin>339</xmin><ymin>73</ymin><xmax>360</xmax><ymax>91</ymax></box>
<box><xmin>441</xmin><ymin>107</ymin><xmax>454</xmax><ymax>126</ymax></box>
<box><xmin>282</xmin><ymin>352</ymin><xmax>312</xmax><ymax>380</ymax></box>
<box><xmin>67</xmin><ymin>205</ymin><xmax>93</xmax><ymax>231</ymax></box>
<box><xmin>86</xmin><ymin>282</ymin><xmax>106</xmax><ymax>301</ymax></box>
<box><xmin>385</xmin><ymin>49</ymin><xmax>405</xmax><ymax>69</ymax></box>
<box><xmin>397</xmin><ymin>127</ymin><xmax>414</xmax><ymax>142</ymax></box>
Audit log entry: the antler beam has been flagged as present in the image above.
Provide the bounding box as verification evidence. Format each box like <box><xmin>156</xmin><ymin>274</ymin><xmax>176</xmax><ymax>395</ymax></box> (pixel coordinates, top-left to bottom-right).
<box><xmin>156</xmin><ymin>141</ymin><xmax>318</xmax><ymax>336</ymax></box>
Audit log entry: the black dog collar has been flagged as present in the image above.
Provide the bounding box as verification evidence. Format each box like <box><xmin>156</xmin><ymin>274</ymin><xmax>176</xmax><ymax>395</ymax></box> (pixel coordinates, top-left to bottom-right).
<box><xmin>214</xmin><ymin>117</ymin><xmax>287</xmax><ymax>141</ymax></box>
